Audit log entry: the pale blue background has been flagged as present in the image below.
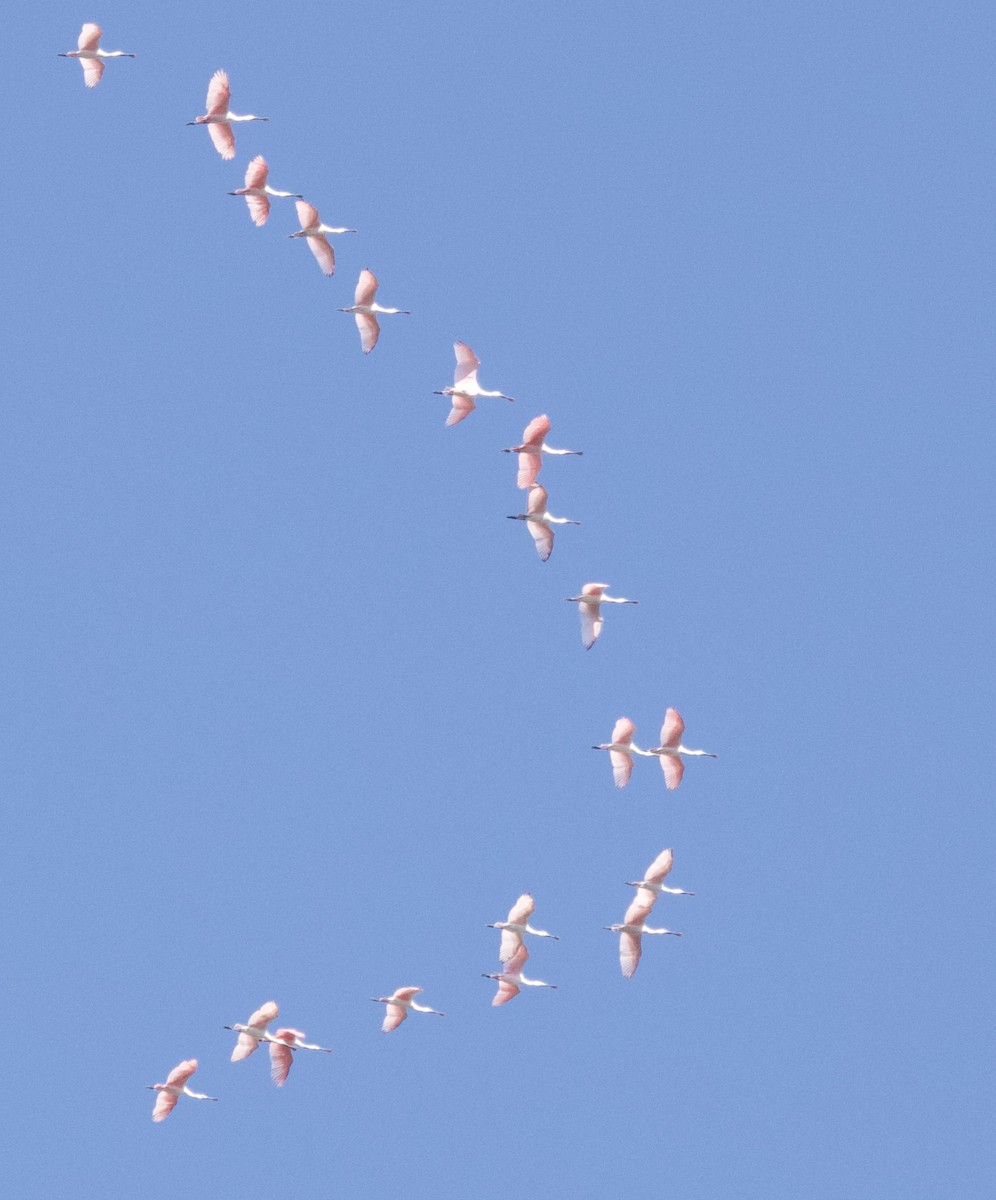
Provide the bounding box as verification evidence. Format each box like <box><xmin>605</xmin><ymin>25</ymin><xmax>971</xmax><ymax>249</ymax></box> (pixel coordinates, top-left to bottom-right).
<box><xmin>2</xmin><ymin>3</ymin><xmax>993</xmax><ymax>1197</ymax></box>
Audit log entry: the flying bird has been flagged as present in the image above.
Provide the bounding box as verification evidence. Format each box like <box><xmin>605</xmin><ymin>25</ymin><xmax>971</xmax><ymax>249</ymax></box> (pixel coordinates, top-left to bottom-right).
<box><xmin>433</xmin><ymin>342</ymin><xmax>514</xmax><ymax>427</ymax></box>
<box><xmin>604</xmin><ymin>897</ymin><xmax>682</xmax><ymax>979</ymax></box>
<box><xmin>626</xmin><ymin>847</ymin><xmax>695</xmax><ymax>906</ymax></box>
<box><xmin>565</xmin><ymin>582</ymin><xmax>639</xmax><ymax>650</ymax></box>
<box><xmin>371</xmin><ymin>986</ymin><xmax>445</xmax><ymax>1032</ymax></box>
<box><xmin>225</xmin><ymin>1000</ymin><xmax>279</xmax><ymax>1061</ymax></box>
<box><xmin>59</xmin><ymin>24</ymin><xmax>135</xmax><ymax>88</ymax></box>
<box><xmin>507</xmin><ymin>484</ymin><xmax>579</xmax><ymax>562</ymax></box>
<box><xmin>288</xmin><ymin>200</ymin><xmax>357</xmax><ymax>276</ymax></box>
<box><xmin>502</xmin><ymin>415</ymin><xmax>582</xmax><ymax>488</ymax></box>
<box><xmin>487</xmin><ymin>893</ymin><xmax>560</xmax><ymax>963</ymax></box>
<box><xmin>339</xmin><ymin>269</ymin><xmax>411</xmax><ymax>354</ymax></box>
<box><xmin>483</xmin><ymin>944</ymin><xmax>557</xmax><ymax>1006</ymax></box>
<box><xmin>147</xmin><ymin>1059</ymin><xmax>217</xmax><ymax>1122</ymax></box>
<box><xmin>229</xmin><ymin>157</ymin><xmax>301</xmax><ymax>226</ymax></box>
<box><xmin>187</xmin><ymin>70</ymin><xmax>268</xmax><ymax>161</ymax></box>
<box><xmin>639</xmin><ymin>707</ymin><xmax>717</xmax><ymax>790</ymax></box>
<box><xmin>592</xmin><ymin>716</ymin><xmax>643</xmax><ymax>788</ymax></box>
<box><xmin>268</xmin><ymin>1027</ymin><xmax>333</xmax><ymax>1087</ymax></box>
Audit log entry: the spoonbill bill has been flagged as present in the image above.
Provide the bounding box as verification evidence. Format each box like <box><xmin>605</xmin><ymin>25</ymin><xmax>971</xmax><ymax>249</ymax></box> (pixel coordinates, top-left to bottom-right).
<box><xmin>229</xmin><ymin>157</ymin><xmax>301</xmax><ymax>226</ymax></box>
<box><xmin>268</xmin><ymin>1027</ymin><xmax>333</xmax><ymax>1087</ymax></box>
<box><xmin>487</xmin><ymin>893</ymin><xmax>560</xmax><ymax>963</ymax></box>
<box><xmin>592</xmin><ymin>716</ymin><xmax>643</xmax><ymax>788</ymax></box>
<box><xmin>433</xmin><ymin>342</ymin><xmax>514</xmax><ymax>427</ymax></box>
<box><xmin>604</xmin><ymin>897</ymin><xmax>682</xmax><ymax>979</ymax></box>
<box><xmin>639</xmin><ymin>707</ymin><xmax>717</xmax><ymax>790</ymax></box>
<box><xmin>502</xmin><ymin>415</ymin><xmax>582</xmax><ymax>488</ymax></box>
<box><xmin>371</xmin><ymin>986</ymin><xmax>445</xmax><ymax>1032</ymax></box>
<box><xmin>483</xmin><ymin>944</ymin><xmax>558</xmax><ymax>1006</ymax></box>
<box><xmin>626</xmin><ymin>847</ymin><xmax>695</xmax><ymax>906</ymax></box>
<box><xmin>59</xmin><ymin>24</ymin><xmax>135</xmax><ymax>88</ymax></box>
<box><xmin>289</xmin><ymin>200</ymin><xmax>357</xmax><ymax>276</ymax></box>
<box><xmin>187</xmin><ymin>70</ymin><xmax>268</xmax><ymax>161</ymax></box>
<box><xmin>225</xmin><ymin>1000</ymin><xmax>279</xmax><ymax>1060</ymax></box>
<box><xmin>339</xmin><ymin>269</ymin><xmax>411</xmax><ymax>354</ymax></box>
<box><xmin>565</xmin><ymin>582</ymin><xmax>639</xmax><ymax>649</ymax></box>
<box><xmin>507</xmin><ymin>483</ymin><xmax>579</xmax><ymax>562</ymax></box>
<box><xmin>147</xmin><ymin>1059</ymin><xmax>217</xmax><ymax>1122</ymax></box>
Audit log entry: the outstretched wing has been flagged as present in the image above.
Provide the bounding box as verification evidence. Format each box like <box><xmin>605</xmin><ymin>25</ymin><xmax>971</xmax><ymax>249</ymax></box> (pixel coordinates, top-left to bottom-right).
<box><xmin>381</xmin><ymin>1002</ymin><xmax>408</xmax><ymax>1033</ymax></box>
<box><xmin>355</xmin><ymin>312</ymin><xmax>380</xmax><ymax>354</ymax></box>
<box><xmin>152</xmin><ymin>1090</ymin><xmax>179</xmax><ymax>1122</ymax></box>
<box><xmin>307</xmin><ymin>234</ymin><xmax>335</xmax><ymax>277</ymax></box>
<box><xmin>206</xmin><ymin>70</ymin><xmax>231</xmax><ymax>116</ymax></box>
<box><xmin>660</xmin><ymin>754</ymin><xmax>684</xmax><ymax>790</ymax></box>
<box><xmin>78</xmin><ymin>24</ymin><xmax>102</xmax><ymax>51</ymax></box>
<box><xmin>580</xmin><ymin>603</ymin><xmax>602</xmax><ymax>650</ymax></box>
<box><xmin>453</xmin><ymin>341</ymin><xmax>480</xmax><ymax>389</ymax></box>
<box><xmin>81</xmin><ymin>58</ymin><xmax>104</xmax><ymax>88</ymax></box>
<box><xmin>208</xmin><ymin>120</ymin><xmax>235</xmax><ymax>160</ymax></box>
<box><xmin>619</xmin><ymin>930</ymin><xmax>642</xmax><ymax>979</ymax></box>
<box><xmin>659</xmin><ymin>707</ymin><xmax>685</xmax><ymax>749</ymax></box>
<box><xmin>446</xmin><ymin>394</ymin><xmax>475</xmax><ymax>427</ymax></box>
<box><xmin>269</xmin><ymin>1042</ymin><xmax>294</xmax><ymax>1087</ymax></box>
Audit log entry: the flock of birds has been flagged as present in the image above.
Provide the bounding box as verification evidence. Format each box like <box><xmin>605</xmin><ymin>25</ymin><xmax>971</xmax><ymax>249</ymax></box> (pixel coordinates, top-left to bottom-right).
<box><xmin>60</xmin><ymin>23</ymin><xmax>718</xmax><ymax>1123</ymax></box>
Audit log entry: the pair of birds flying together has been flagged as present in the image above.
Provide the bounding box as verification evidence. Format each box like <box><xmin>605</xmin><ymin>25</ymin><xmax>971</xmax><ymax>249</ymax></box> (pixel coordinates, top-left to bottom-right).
<box><xmin>594</xmin><ymin>708</ymin><xmax>717</xmax><ymax>789</ymax></box>
<box><xmin>484</xmin><ymin>894</ymin><xmax>559</xmax><ymax>1005</ymax></box>
<box><xmin>606</xmin><ymin>847</ymin><xmax>693</xmax><ymax>979</ymax></box>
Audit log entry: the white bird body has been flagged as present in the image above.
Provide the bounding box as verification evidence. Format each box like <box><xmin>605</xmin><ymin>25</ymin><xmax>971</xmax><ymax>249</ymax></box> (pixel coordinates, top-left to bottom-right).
<box><xmin>502</xmin><ymin>415</ymin><xmax>582</xmax><ymax>487</ymax></box>
<box><xmin>188</xmin><ymin>70</ymin><xmax>269</xmax><ymax>160</ymax></box>
<box><xmin>59</xmin><ymin>24</ymin><xmax>135</xmax><ymax>88</ymax></box>
<box><xmin>483</xmin><ymin>944</ymin><xmax>557</xmax><ymax>1005</ymax></box>
<box><xmin>147</xmin><ymin>1059</ymin><xmax>218</xmax><ymax>1121</ymax></box>
<box><xmin>605</xmin><ymin>897</ymin><xmax>682</xmax><ymax>979</ymax></box>
<box><xmin>371</xmin><ymin>986</ymin><xmax>445</xmax><ymax>1032</ymax></box>
<box><xmin>507</xmin><ymin>483</ymin><xmax>579</xmax><ymax>562</ymax></box>
<box><xmin>636</xmin><ymin>708</ymin><xmax>717</xmax><ymax>790</ymax></box>
<box><xmin>289</xmin><ymin>200</ymin><xmax>357</xmax><ymax>276</ymax></box>
<box><xmin>225</xmin><ymin>1000</ymin><xmax>280</xmax><ymax>1060</ymax></box>
<box><xmin>488</xmin><ymin>893</ymin><xmax>560</xmax><ymax>963</ymax></box>
<box><xmin>565</xmin><ymin>582</ymin><xmax>639</xmax><ymax>649</ymax></box>
<box><xmin>339</xmin><ymin>269</ymin><xmax>411</xmax><ymax>353</ymax></box>
<box><xmin>434</xmin><ymin>342</ymin><xmax>514</xmax><ymax>427</ymax></box>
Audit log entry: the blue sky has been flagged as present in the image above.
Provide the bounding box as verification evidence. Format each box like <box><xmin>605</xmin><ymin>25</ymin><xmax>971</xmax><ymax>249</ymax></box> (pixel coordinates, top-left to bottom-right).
<box><xmin>3</xmin><ymin>2</ymin><xmax>994</xmax><ymax>1197</ymax></box>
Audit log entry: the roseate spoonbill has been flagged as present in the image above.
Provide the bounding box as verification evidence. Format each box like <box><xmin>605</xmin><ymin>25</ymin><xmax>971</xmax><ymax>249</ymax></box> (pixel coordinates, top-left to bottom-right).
<box><xmin>638</xmin><ymin>707</ymin><xmax>717</xmax><ymax>790</ymax></box>
<box><xmin>565</xmin><ymin>582</ymin><xmax>639</xmax><ymax>650</ymax></box>
<box><xmin>228</xmin><ymin>156</ymin><xmax>301</xmax><ymax>226</ymax></box>
<box><xmin>433</xmin><ymin>342</ymin><xmax>514</xmax><ymax>427</ymax></box>
<box><xmin>268</xmin><ymin>1027</ymin><xmax>333</xmax><ymax>1087</ymax></box>
<box><xmin>592</xmin><ymin>716</ymin><xmax>643</xmax><ymax>788</ymax></box>
<box><xmin>59</xmin><ymin>24</ymin><xmax>134</xmax><ymax>88</ymax></box>
<box><xmin>225</xmin><ymin>1000</ymin><xmax>279</xmax><ymax>1060</ymax></box>
<box><xmin>371</xmin><ymin>986</ymin><xmax>445</xmax><ymax>1032</ymax></box>
<box><xmin>501</xmin><ymin>415</ymin><xmax>582</xmax><ymax>488</ymax></box>
<box><xmin>487</xmin><ymin>893</ymin><xmax>560</xmax><ymax>963</ymax></box>
<box><xmin>626</xmin><ymin>847</ymin><xmax>695</xmax><ymax>907</ymax></box>
<box><xmin>507</xmin><ymin>483</ymin><xmax>579</xmax><ymax>562</ymax></box>
<box><xmin>604</xmin><ymin>897</ymin><xmax>682</xmax><ymax>980</ymax></box>
<box><xmin>483</xmin><ymin>944</ymin><xmax>557</xmax><ymax>1006</ymax></box>
<box><xmin>187</xmin><ymin>70</ymin><xmax>268</xmax><ymax>161</ymax></box>
<box><xmin>147</xmin><ymin>1059</ymin><xmax>217</xmax><ymax>1122</ymax></box>
<box><xmin>288</xmin><ymin>200</ymin><xmax>357</xmax><ymax>276</ymax></box>
<box><xmin>339</xmin><ymin>269</ymin><xmax>410</xmax><ymax>354</ymax></box>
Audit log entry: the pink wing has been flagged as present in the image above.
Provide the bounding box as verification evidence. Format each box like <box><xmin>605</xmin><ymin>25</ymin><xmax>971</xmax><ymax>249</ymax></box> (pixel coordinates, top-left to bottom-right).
<box><xmin>453</xmin><ymin>341</ymin><xmax>480</xmax><ymax>388</ymax></box>
<box><xmin>295</xmin><ymin>199</ymin><xmax>319</xmax><ymax>230</ymax></box>
<box><xmin>610</xmin><ymin>748</ymin><xmax>633</xmax><ymax>788</ymax></box>
<box><xmin>499</xmin><ymin>927</ymin><xmax>523</xmax><ymax>963</ymax></box>
<box><xmin>526</xmin><ymin>518</ymin><xmax>553</xmax><ymax>562</ymax></box>
<box><xmin>152</xmin><ymin>1090</ymin><xmax>179</xmax><ymax>1122</ymax></box>
<box><xmin>355</xmin><ymin>313</ymin><xmax>380</xmax><ymax>354</ymax></box>
<box><xmin>580</xmin><ymin>603</ymin><xmax>602</xmax><ymax>650</ymax></box>
<box><xmin>520</xmin><ymin>414</ymin><xmax>550</xmax><ymax>448</ymax></box>
<box><xmin>354</xmin><ymin>269</ymin><xmax>378</xmax><ymax>306</ymax></box>
<box><xmin>660</xmin><ymin>754</ymin><xmax>684</xmax><ymax>790</ymax></box>
<box><xmin>659</xmin><ymin>707</ymin><xmax>685</xmax><ymax>748</ymax></box>
<box><xmin>165</xmin><ymin>1059</ymin><xmax>198</xmax><ymax>1087</ymax></box>
<box><xmin>244</xmin><ymin>155</ymin><xmax>268</xmax><ymax>189</ymax></box>
<box><xmin>381</xmin><ymin>1003</ymin><xmax>408</xmax><ymax>1033</ymax></box>
<box><xmin>525</xmin><ymin>484</ymin><xmax>548</xmax><ymax>516</ymax></box>
<box><xmin>269</xmin><ymin>1042</ymin><xmax>294</xmax><ymax>1087</ymax></box>
<box><xmin>506</xmin><ymin>943</ymin><xmax>529</xmax><ymax>974</ymax></box>
<box><xmin>307</xmin><ymin>234</ymin><xmax>335</xmax><ymax>277</ymax></box>
<box><xmin>619</xmin><ymin>930</ymin><xmax>642</xmax><ymax>979</ymax></box>
<box><xmin>506</xmin><ymin>893</ymin><xmax>535</xmax><ymax>924</ymax></box>
<box><xmin>246</xmin><ymin>194</ymin><xmax>270</xmax><ymax>226</ymax></box>
<box><xmin>206</xmin><ymin>70</ymin><xmax>231</xmax><ymax>116</ymax></box>
<box><xmin>516</xmin><ymin>451</ymin><xmax>542</xmax><ymax>490</ymax></box>
<box><xmin>248</xmin><ymin>1001</ymin><xmax>279</xmax><ymax>1028</ymax></box>
<box><xmin>446</xmin><ymin>394</ymin><xmax>476</xmax><ymax>426</ymax></box>
<box><xmin>624</xmin><ymin>896</ymin><xmax>654</xmax><ymax>926</ymax></box>
<box><xmin>644</xmin><ymin>847</ymin><xmax>675</xmax><ymax>884</ymax></box>
<box><xmin>208</xmin><ymin>121</ymin><xmax>236</xmax><ymax>160</ymax></box>
<box><xmin>611</xmin><ymin>717</ymin><xmax>636</xmax><ymax>745</ymax></box>
<box><xmin>492</xmin><ymin>977</ymin><xmax>521</xmax><ymax>1006</ymax></box>
<box><xmin>81</xmin><ymin>58</ymin><xmax>104</xmax><ymax>88</ymax></box>
<box><xmin>78</xmin><ymin>24</ymin><xmax>102</xmax><ymax>51</ymax></box>
<box><xmin>231</xmin><ymin>1031</ymin><xmax>261</xmax><ymax>1061</ymax></box>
